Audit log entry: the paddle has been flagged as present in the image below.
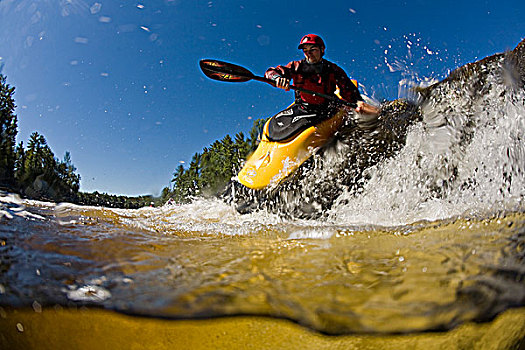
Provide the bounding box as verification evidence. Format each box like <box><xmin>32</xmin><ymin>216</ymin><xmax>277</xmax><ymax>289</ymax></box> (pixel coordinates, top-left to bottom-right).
<box><xmin>199</xmin><ymin>59</ymin><xmax>355</xmax><ymax>107</ymax></box>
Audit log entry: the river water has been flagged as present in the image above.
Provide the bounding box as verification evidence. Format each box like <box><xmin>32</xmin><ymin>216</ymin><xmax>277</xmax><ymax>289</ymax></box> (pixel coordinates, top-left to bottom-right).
<box><xmin>1</xmin><ymin>66</ymin><xmax>525</xmax><ymax>335</ymax></box>
<box><xmin>1</xmin><ymin>192</ymin><xmax>523</xmax><ymax>335</ymax></box>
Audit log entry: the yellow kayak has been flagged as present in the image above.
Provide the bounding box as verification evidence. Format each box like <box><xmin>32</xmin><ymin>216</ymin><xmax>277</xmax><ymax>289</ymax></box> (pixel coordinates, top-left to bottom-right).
<box><xmin>237</xmin><ymin>106</ymin><xmax>349</xmax><ymax>190</ymax></box>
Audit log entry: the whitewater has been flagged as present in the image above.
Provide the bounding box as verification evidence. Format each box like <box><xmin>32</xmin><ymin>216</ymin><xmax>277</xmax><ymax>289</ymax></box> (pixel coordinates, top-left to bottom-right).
<box><xmin>1</xmin><ymin>39</ymin><xmax>524</xmax><ymax>337</ymax></box>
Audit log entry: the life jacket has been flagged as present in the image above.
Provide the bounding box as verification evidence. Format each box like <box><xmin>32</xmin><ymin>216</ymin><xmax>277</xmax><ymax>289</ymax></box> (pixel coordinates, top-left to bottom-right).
<box><xmin>265</xmin><ymin>58</ymin><xmax>361</xmax><ymax>106</ymax></box>
<box><xmin>293</xmin><ymin>60</ymin><xmax>337</xmax><ymax>105</ymax></box>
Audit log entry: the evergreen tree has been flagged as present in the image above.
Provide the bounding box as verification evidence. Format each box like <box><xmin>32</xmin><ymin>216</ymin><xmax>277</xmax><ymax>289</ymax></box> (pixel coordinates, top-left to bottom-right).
<box><xmin>0</xmin><ymin>74</ymin><xmax>18</xmax><ymax>187</ymax></box>
<box><xmin>18</xmin><ymin>132</ymin><xmax>80</xmax><ymax>201</ymax></box>
<box><xmin>54</xmin><ymin>151</ymin><xmax>81</xmax><ymax>201</ymax></box>
<box><xmin>0</xmin><ymin>75</ymin><xmax>141</xmax><ymax>207</ymax></box>
<box><xmin>186</xmin><ymin>152</ymin><xmax>202</xmax><ymax>196</ymax></box>
<box><xmin>61</xmin><ymin>151</ymin><xmax>81</xmax><ymax>193</ymax></box>
<box><xmin>199</xmin><ymin>137</ymin><xmax>233</xmax><ymax>195</ymax></box>
<box><xmin>233</xmin><ymin>132</ymin><xmax>250</xmax><ymax>172</ymax></box>
<box><xmin>165</xmin><ymin>117</ymin><xmax>268</xmax><ymax>204</ymax></box>
<box><xmin>160</xmin><ymin>186</ymin><xmax>171</xmax><ymax>203</ymax></box>
<box><xmin>21</xmin><ymin>132</ymin><xmax>54</xmax><ymax>199</ymax></box>
<box><xmin>249</xmin><ymin>118</ymin><xmax>266</xmax><ymax>151</ymax></box>
<box><xmin>170</xmin><ymin>164</ymin><xmax>188</xmax><ymax>203</ymax></box>
<box><xmin>218</xmin><ymin>134</ymin><xmax>235</xmax><ymax>185</ymax></box>
<box><xmin>14</xmin><ymin>141</ymin><xmax>25</xmax><ymax>184</ymax></box>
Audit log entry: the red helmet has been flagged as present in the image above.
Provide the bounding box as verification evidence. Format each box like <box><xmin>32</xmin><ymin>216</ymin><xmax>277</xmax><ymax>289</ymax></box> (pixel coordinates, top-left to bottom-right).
<box><xmin>298</xmin><ymin>34</ymin><xmax>325</xmax><ymax>50</ymax></box>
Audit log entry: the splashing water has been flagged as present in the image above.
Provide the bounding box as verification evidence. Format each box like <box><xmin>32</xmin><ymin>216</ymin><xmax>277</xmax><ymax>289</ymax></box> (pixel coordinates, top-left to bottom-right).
<box><xmin>1</xmin><ymin>39</ymin><xmax>524</xmax><ymax>335</ymax></box>
<box><xmin>379</xmin><ymin>34</ymin><xmax>454</xmax><ymax>101</ymax></box>
<box><xmin>1</xmin><ymin>189</ymin><xmax>523</xmax><ymax>334</ymax></box>
<box><xmin>329</xmin><ymin>87</ymin><xmax>524</xmax><ymax>226</ymax></box>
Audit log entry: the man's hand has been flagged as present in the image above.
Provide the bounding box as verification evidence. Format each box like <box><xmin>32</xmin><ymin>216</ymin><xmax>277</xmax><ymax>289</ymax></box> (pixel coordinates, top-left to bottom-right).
<box><xmin>274</xmin><ymin>77</ymin><xmax>290</xmax><ymax>91</ymax></box>
<box><xmin>355</xmin><ymin>101</ymin><xmax>380</xmax><ymax>115</ymax></box>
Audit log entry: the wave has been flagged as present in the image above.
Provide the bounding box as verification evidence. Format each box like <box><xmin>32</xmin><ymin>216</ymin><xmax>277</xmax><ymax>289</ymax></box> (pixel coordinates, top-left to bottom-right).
<box><xmin>226</xmin><ymin>38</ymin><xmax>525</xmax><ymax>223</ymax></box>
<box><xmin>330</xmin><ymin>88</ymin><xmax>525</xmax><ymax>226</ymax></box>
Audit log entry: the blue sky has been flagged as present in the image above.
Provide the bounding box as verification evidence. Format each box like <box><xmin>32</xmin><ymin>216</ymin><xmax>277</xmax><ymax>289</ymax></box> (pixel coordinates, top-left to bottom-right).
<box><xmin>0</xmin><ymin>0</ymin><xmax>523</xmax><ymax>196</ymax></box>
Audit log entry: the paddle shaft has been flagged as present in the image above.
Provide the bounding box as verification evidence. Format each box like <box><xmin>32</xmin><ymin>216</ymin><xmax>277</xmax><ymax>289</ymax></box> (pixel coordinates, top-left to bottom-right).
<box><xmin>243</xmin><ymin>73</ymin><xmax>355</xmax><ymax>107</ymax></box>
<box><xmin>200</xmin><ymin>59</ymin><xmax>355</xmax><ymax>108</ymax></box>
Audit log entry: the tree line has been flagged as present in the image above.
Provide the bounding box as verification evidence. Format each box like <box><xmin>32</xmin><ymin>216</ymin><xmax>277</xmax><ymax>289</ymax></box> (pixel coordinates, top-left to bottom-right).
<box><xmin>163</xmin><ymin>119</ymin><xmax>265</xmax><ymax>204</ymax></box>
<box><xmin>0</xmin><ymin>74</ymin><xmax>153</xmax><ymax>208</ymax></box>
<box><xmin>0</xmin><ymin>74</ymin><xmax>82</xmax><ymax>203</ymax></box>
<box><xmin>1</xmin><ymin>72</ymin><xmax>265</xmax><ymax>208</ymax></box>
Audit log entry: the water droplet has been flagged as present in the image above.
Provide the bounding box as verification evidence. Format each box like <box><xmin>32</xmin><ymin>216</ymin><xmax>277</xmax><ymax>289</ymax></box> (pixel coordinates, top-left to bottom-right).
<box><xmin>90</xmin><ymin>3</ymin><xmax>102</xmax><ymax>14</ymax></box>
<box><xmin>74</xmin><ymin>37</ymin><xmax>89</xmax><ymax>44</ymax></box>
<box><xmin>32</xmin><ymin>301</ymin><xmax>42</xmax><ymax>313</ymax></box>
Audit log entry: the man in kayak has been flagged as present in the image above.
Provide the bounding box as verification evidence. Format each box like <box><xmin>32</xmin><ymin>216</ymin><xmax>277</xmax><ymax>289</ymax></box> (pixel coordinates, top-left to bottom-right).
<box><xmin>265</xmin><ymin>34</ymin><xmax>379</xmax><ymax>117</ymax></box>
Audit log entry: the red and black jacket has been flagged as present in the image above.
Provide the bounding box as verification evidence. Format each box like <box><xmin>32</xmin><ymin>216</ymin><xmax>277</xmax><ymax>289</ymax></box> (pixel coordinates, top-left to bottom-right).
<box><xmin>265</xmin><ymin>59</ymin><xmax>363</xmax><ymax>105</ymax></box>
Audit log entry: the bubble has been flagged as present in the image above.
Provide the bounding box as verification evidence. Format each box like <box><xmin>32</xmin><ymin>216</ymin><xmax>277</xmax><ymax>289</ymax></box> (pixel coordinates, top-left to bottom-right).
<box><xmin>90</xmin><ymin>2</ymin><xmax>102</xmax><ymax>14</ymax></box>
<box><xmin>257</xmin><ymin>35</ymin><xmax>270</xmax><ymax>46</ymax></box>
<box><xmin>25</xmin><ymin>36</ymin><xmax>34</xmax><ymax>47</ymax></box>
<box><xmin>74</xmin><ymin>37</ymin><xmax>89</xmax><ymax>44</ymax></box>
<box><xmin>32</xmin><ymin>301</ymin><xmax>42</xmax><ymax>313</ymax></box>
<box><xmin>149</xmin><ymin>33</ymin><xmax>159</xmax><ymax>42</ymax></box>
<box><xmin>66</xmin><ymin>285</ymin><xmax>111</xmax><ymax>302</ymax></box>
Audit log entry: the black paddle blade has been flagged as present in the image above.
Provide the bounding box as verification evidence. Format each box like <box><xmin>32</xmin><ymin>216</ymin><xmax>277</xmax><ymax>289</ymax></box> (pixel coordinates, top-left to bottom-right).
<box><xmin>199</xmin><ymin>59</ymin><xmax>254</xmax><ymax>83</ymax></box>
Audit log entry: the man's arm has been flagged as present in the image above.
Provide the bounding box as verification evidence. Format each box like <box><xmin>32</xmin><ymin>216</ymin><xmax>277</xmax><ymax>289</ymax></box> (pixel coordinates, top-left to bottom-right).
<box><xmin>333</xmin><ymin>64</ymin><xmax>379</xmax><ymax>115</ymax></box>
<box><xmin>355</xmin><ymin>101</ymin><xmax>380</xmax><ymax>115</ymax></box>
<box><xmin>265</xmin><ymin>61</ymin><xmax>296</xmax><ymax>90</ymax></box>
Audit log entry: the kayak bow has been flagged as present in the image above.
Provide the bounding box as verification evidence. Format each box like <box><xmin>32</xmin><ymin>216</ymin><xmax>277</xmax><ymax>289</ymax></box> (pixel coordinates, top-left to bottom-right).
<box><xmin>238</xmin><ymin>106</ymin><xmax>349</xmax><ymax>189</ymax></box>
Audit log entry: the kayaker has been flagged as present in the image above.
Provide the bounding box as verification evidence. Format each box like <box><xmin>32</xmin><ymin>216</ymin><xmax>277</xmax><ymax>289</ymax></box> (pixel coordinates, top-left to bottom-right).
<box><xmin>265</xmin><ymin>34</ymin><xmax>379</xmax><ymax>115</ymax></box>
